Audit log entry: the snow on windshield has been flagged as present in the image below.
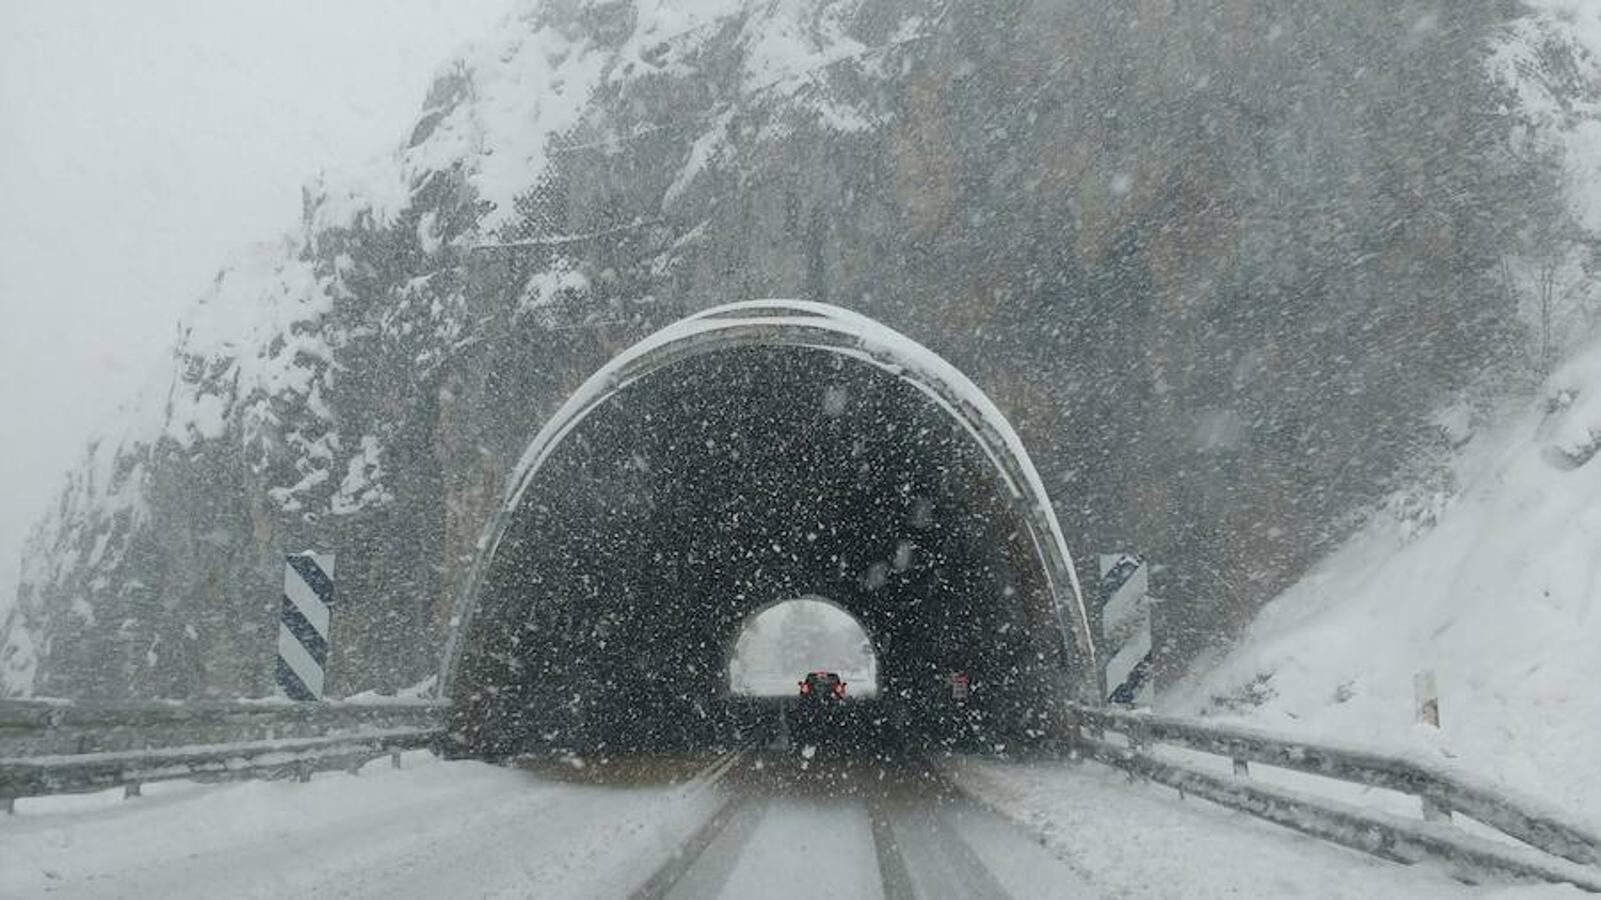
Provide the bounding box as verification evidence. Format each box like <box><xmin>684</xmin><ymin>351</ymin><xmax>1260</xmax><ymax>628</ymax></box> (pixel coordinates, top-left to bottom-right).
<box><xmin>4</xmin><ymin>0</ymin><xmax>1601</xmax><ymax>896</ymax></box>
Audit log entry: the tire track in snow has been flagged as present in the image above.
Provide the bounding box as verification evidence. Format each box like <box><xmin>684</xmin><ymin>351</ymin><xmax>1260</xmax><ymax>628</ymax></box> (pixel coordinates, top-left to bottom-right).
<box><xmin>869</xmin><ymin>791</ymin><xmax>1012</xmax><ymax>900</ymax></box>
<box><xmin>631</xmin><ymin>791</ymin><xmax>764</xmax><ymax>898</ymax></box>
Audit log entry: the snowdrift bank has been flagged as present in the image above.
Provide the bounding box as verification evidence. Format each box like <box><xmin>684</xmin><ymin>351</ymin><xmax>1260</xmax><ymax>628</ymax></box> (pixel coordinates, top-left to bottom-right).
<box><xmin>944</xmin><ymin>758</ymin><xmax>1529</xmax><ymax>898</ymax></box>
<box><xmin>0</xmin><ymin>751</ymin><xmax>731</xmax><ymax>898</ymax></box>
<box><xmin>1168</xmin><ymin>341</ymin><xmax>1601</xmax><ymax>821</ymax></box>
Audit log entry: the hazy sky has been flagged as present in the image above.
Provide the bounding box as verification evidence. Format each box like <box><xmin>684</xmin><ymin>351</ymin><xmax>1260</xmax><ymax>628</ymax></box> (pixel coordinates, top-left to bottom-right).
<box><xmin>0</xmin><ymin>0</ymin><xmax>511</xmax><ymax>619</ymax></box>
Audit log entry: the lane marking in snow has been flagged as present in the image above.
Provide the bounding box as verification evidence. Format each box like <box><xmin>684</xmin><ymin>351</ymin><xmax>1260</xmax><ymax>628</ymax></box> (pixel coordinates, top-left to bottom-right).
<box><xmin>629</xmin><ymin>790</ymin><xmax>757</xmax><ymax>899</ymax></box>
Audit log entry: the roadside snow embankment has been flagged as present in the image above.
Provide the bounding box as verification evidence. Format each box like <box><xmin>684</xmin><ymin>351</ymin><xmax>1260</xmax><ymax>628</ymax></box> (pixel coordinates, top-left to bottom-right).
<box><xmin>1168</xmin><ymin>342</ymin><xmax>1601</xmax><ymax>822</ymax></box>
<box><xmin>0</xmin><ymin>751</ymin><xmax>733</xmax><ymax>898</ymax></box>
<box><xmin>944</xmin><ymin>758</ymin><xmax>1496</xmax><ymax>898</ymax></box>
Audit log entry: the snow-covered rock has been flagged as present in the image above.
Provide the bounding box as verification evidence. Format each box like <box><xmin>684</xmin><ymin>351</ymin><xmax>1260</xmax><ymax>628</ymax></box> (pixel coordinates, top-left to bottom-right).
<box><xmin>1166</xmin><ymin>3</ymin><xmax>1601</xmax><ymax>821</ymax></box>
<box><xmin>1168</xmin><ymin>337</ymin><xmax>1601</xmax><ymax>820</ymax></box>
<box><xmin>1</xmin><ymin>0</ymin><xmax>928</xmax><ymax>699</ymax></box>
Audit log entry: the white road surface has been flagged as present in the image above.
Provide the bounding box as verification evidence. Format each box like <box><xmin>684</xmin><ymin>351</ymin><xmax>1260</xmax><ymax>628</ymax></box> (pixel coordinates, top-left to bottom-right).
<box><xmin>0</xmin><ymin>750</ymin><xmax>1572</xmax><ymax>898</ymax></box>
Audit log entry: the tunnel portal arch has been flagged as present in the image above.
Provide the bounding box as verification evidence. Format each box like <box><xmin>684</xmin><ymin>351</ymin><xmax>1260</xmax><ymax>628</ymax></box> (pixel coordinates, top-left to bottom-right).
<box><xmin>441</xmin><ymin>300</ymin><xmax>1100</xmax><ymax>752</ymax></box>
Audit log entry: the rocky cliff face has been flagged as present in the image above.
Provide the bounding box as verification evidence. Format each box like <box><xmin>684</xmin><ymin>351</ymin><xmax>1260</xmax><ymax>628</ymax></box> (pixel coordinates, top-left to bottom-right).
<box><xmin>4</xmin><ymin>0</ymin><xmax>1596</xmax><ymax>699</ymax></box>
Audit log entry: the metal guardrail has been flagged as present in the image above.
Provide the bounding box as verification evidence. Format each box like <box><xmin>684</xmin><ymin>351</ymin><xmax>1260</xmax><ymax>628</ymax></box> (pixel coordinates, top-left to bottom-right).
<box><xmin>1</xmin><ymin>698</ymin><xmax>448</xmax><ymax>812</ymax></box>
<box><xmin>7</xmin><ymin>694</ymin><xmax>1596</xmax><ymax>892</ymax></box>
<box><xmin>0</xmin><ymin>697</ymin><xmax>446</xmax><ymax>754</ymax></box>
<box><xmin>1069</xmin><ymin>703</ymin><xmax>1601</xmax><ymax>892</ymax></box>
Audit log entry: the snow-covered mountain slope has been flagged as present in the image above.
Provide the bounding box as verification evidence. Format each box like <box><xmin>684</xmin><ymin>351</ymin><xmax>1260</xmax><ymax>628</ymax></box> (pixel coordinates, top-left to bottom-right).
<box><xmin>0</xmin><ymin>0</ymin><xmax>930</xmax><ymax>699</ymax></box>
<box><xmin>1166</xmin><ymin>339</ymin><xmax>1601</xmax><ymax>819</ymax></box>
<box><xmin>1165</xmin><ymin>0</ymin><xmax>1601</xmax><ymax>821</ymax></box>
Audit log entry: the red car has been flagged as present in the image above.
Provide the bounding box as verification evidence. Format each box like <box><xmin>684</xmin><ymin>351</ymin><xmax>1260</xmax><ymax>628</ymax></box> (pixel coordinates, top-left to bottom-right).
<box><xmin>798</xmin><ymin>670</ymin><xmax>847</xmax><ymax>701</ymax></box>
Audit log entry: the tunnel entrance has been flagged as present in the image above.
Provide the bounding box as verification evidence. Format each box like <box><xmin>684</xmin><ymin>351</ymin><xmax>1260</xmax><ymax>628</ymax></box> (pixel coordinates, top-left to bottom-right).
<box><xmin>442</xmin><ymin>302</ymin><xmax>1095</xmax><ymax>759</ymax></box>
<box><xmin>728</xmin><ymin>596</ymin><xmax>878</xmax><ymax>698</ymax></box>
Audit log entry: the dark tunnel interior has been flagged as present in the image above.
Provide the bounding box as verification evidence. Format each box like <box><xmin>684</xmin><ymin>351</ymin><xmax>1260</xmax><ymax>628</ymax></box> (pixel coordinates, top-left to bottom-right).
<box><xmin>449</xmin><ymin>346</ymin><xmax>1079</xmax><ymax>759</ymax></box>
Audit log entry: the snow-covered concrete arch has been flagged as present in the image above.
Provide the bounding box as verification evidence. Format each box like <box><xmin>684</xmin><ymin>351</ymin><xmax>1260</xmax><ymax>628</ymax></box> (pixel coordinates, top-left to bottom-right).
<box><xmin>442</xmin><ymin>300</ymin><xmax>1099</xmax><ymax>755</ymax></box>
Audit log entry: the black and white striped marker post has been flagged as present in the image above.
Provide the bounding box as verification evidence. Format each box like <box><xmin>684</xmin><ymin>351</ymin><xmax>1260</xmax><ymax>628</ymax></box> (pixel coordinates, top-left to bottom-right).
<box><xmin>1098</xmin><ymin>553</ymin><xmax>1154</xmax><ymax>706</ymax></box>
<box><xmin>277</xmin><ymin>551</ymin><xmax>336</xmax><ymax>701</ymax></box>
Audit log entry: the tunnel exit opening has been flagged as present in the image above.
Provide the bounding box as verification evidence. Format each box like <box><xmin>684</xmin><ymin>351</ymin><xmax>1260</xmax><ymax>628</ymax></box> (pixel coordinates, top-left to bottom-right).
<box><xmin>727</xmin><ymin>596</ymin><xmax>879</xmax><ymax>699</ymax></box>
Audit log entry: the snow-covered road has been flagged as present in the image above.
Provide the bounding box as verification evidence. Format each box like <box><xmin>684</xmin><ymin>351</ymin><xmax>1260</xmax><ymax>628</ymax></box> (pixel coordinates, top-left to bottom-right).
<box><xmin>0</xmin><ymin>748</ymin><xmax>1563</xmax><ymax>898</ymax></box>
<box><xmin>645</xmin><ymin>755</ymin><xmax>1099</xmax><ymax>899</ymax></box>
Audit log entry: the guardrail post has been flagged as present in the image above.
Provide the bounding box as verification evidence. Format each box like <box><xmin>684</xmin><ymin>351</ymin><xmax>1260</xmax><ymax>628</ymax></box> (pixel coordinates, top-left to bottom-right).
<box><xmin>1125</xmin><ymin>719</ymin><xmax>1149</xmax><ymax>784</ymax></box>
<box><xmin>1414</xmin><ymin>670</ymin><xmax>1451</xmax><ymax>823</ymax></box>
<box><xmin>1415</xmin><ymin>670</ymin><xmax>1440</xmax><ymax>728</ymax></box>
<box><xmin>1422</xmin><ymin>792</ymin><xmax>1452</xmax><ymax>825</ymax></box>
